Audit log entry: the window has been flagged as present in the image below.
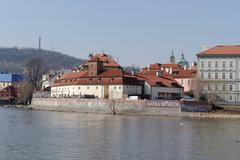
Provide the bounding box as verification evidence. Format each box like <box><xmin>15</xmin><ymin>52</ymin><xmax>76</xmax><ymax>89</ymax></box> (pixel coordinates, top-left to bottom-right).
<box><xmin>222</xmin><ymin>84</ymin><xmax>225</xmax><ymax>91</ymax></box>
<box><xmin>215</xmin><ymin>84</ymin><xmax>218</xmax><ymax>91</ymax></box>
<box><xmin>222</xmin><ymin>61</ymin><xmax>225</xmax><ymax>68</ymax></box>
<box><xmin>188</xmin><ymin>80</ymin><xmax>191</xmax><ymax>85</ymax></box>
<box><xmin>87</xmin><ymin>87</ymin><xmax>89</xmax><ymax>89</ymax></box>
<box><xmin>215</xmin><ymin>61</ymin><xmax>218</xmax><ymax>67</ymax></box>
<box><xmin>78</xmin><ymin>87</ymin><xmax>80</xmax><ymax>89</ymax></box>
<box><xmin>208</xmin><ymin>84</ymin><xmax>211</xmax><ymax>91</ymax></box>
<box><xmin>201</xmin><ymin>61</ymin><xmax>204</xmax><ymax>68</ymax></box>
<box><xmin>230</xmin><ymin>95</ymin><xmax>233</xmax><ymax>101</ymax></box>
<box><xmin>230</xmin><ymin>73</ymin><xmax>233</xmax><ymax>79</ymax></box>
<box><xmin>114</xmin><ymin>86</ymin><xmax>117</xmax><ymax>90</ymax></box>
<box><xmin>119</xmin><ymin>86</ymin><xmax>122</xmax><ymax>90</ymax></box>
<box><xmin>229</xmin><ymin>84</ymin><xmax>233</xmax><ymax>91</ymax></box>
<box><xmin>96</xmin><ymin>87</ymin><xmax>98</xmax><ymax>89</ymax></box>
<box><xmin>215</xmin><ymin>73</ymin><xmax>218</xmax><ymax>79</ymax></box>
<box><xmin>201</xmin><ymin>72</ymin><xmax>204</xmax><ymax>79</ymax></box>
<box><xmin>181</xmin><ymin>79</ymin><xmax>183</xmax><ymax>84</ymax></box>
<box><xmin>230</xmin><ymin>61</ymin><xmax>233</xmax><ymax>68</ymax></box>
<box><xmin>208</xmin><ymin>61</ymin><xmax>211</xmax><ymax>67</ymax></box>
<box><xmin>222</xmin><ymin>73</ymin><xmax>225</xmax><ymax>79</ymax></box>
<box><xmin>208</xmin><ymin>72</ymin><xmax>211</xmax><ymax>79</ymax></box>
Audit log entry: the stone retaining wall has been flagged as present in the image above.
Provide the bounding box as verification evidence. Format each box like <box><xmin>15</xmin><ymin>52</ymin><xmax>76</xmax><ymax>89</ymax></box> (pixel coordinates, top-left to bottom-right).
<box><xmin>31</xmin><ymin>98</ymin><xmax>181</xmax><ymax>115</ymax></box>
<box><xmin>31</xmin><ymin>98</ymin><xmax>213</xmax><ymax>115</ymax></box>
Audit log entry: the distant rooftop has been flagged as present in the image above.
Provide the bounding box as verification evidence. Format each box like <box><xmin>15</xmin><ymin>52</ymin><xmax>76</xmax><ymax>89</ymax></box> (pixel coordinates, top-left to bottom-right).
<box><xmin>197</xmin><ymin>45</ymin><xmax>240</xmax><ymax>57</ymax></box>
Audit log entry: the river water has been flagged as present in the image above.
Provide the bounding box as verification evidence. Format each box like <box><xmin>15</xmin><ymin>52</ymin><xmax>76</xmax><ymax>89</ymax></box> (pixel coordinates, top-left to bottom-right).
<box><xmin>0</xmin><ymin>107</ymin><xmax>240</xmax><ymax>160</ymax></box>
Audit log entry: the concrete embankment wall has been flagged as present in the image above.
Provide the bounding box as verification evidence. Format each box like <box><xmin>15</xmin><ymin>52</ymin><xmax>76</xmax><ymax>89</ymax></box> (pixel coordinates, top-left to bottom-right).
<box><xmin>31</xmin><ymin>98</ymin><xmax>182</xmax><ymax>116</ymax></box>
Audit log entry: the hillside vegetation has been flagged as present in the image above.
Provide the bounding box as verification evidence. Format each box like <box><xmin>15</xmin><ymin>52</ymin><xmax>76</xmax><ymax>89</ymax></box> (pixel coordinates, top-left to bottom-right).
<box><xmin>0</xmin><ymin>47</ymin><xmax>85</xmax><ymax>73</ymax></box>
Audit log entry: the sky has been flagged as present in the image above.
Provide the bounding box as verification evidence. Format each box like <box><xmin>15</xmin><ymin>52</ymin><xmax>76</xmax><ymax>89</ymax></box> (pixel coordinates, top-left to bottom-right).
<box><xmin>0</xmin><ymin>0</ymin><xmax>240</xmax><ymax>67</ymax></box>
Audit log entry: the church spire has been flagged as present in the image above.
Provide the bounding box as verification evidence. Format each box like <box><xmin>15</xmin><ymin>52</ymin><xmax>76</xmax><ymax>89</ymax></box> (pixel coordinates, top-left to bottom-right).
<box><xmin>170</xmin><ymin>49</ymin><xmax>175</xmax><ymax>64</ymax></box>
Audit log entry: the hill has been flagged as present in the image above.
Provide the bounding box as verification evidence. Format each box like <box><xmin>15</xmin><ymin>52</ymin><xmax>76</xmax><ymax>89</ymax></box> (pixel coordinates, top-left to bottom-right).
<box><xmin>0</xmin><ymin>47</ymin><xmax>85</xmax><ymax>73</ymax></box>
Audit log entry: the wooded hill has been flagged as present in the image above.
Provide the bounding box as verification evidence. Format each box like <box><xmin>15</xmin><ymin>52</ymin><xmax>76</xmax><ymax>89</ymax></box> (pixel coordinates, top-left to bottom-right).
<box><xmin>0</xmin><ymin>47</ymin><xmax>85</xmax><ymax>73</ymax></box>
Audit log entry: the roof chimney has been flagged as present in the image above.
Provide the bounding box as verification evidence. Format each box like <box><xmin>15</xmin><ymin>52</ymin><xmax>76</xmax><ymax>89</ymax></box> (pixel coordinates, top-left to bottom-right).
<box><xmin>169</xmin><ymin>67</ymin><xmax>172</xmax><ymax>74</ymax></box>
<box><xmin>156</xmin><ymin>71</ymin><xmax>161</xmax><ymax>77</ymax></box>
<box><xmin>147</xmin><ymin>65</ymin><xmax>150</xmax><ymax>71</ymax></box>
<box><xmin>88</xmin><ymin>54</ymin><xmax>93</xmax><ymax>60</ymax></box>
<box><xmin>202</xmin><ymin>45</ymin><xmax>209</xmax><ymax>51</ymax></box>
<box><xmin>131</xmin><ymin>70</ymin><xmax>135</xmax><ymax>76</ymax></box>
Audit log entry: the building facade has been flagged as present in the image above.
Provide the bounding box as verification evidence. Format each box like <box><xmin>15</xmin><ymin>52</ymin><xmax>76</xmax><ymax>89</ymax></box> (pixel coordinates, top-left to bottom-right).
<box><xmin>197</xmin><ymin>45</ymin><xmax>240</xmax><ymax>104</ymax></box>
<box><xmin>0</xmin><ymin>73</ymin><xmax>23</xmax><ymax>100</ymax></box>
<box><xmin>51</xmin><ymin>54</ymin><xmax>143</xmax><ymax>99</ymax></box>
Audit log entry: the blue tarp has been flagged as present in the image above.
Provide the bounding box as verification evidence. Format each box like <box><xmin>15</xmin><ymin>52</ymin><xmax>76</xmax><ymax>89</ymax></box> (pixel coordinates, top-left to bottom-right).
<box><xmin>0</xmin><ymin>74</ymin><xmax>23</xmax><ymax>82</ymax></box>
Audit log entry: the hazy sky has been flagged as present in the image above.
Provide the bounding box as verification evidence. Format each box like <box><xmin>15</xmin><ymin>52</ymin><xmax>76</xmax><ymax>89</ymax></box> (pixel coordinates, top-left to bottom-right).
<box><xmin>0</xmin><ymin>0</ymin><xmax>240</xmax><ymax>67</ymax></box>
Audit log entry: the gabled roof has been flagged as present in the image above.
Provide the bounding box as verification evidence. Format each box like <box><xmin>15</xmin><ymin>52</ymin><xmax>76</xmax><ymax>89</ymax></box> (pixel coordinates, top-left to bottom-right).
<box><xmin>137</xmin><ymin>73</ymin><xmax>183</xmax><ymax>88</ymax></box>
<box><xmin>142</xmin><ymin>63</ymin><xmax>182</xmax><ymax>71</ymax></box>
<box><xmin>172</xmin><ymin>70</ymin><xmax>197</xmax><ymax>78</ymax></box>
<box><xmin>142</xmin><ymin>63</ymin><xmax>162</xmax><ymax>70</ymax></box>
<box><xmin>54</xmin><ymin>69</ymin><xmax>143</xmax><ymax>86</ymax></box>
<box><xmin>197</xmin><ymin>45</ymin><xmax>240</xmax><ymax>57</ymax></box>
<box><xmin>83</xmin><ymin>53</ymin><xmax>121</xmax><ymax>68</ymax></box>
<box><xmin>161</xmin><ymin>63</ymin><xmax>182</xmax><ymax>70</ymax></box>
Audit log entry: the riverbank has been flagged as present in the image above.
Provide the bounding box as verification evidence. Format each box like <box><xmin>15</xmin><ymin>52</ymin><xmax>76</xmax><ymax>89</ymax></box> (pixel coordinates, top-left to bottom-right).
<box><xmin>27</xmin><ymin>98</ymin><xmax>240</xmax><ymax>119</ymax></box>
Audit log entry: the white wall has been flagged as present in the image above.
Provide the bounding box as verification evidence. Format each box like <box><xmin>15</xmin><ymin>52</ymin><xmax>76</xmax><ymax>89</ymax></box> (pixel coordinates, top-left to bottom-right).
<box><xmin>51</xmin><ymin>85</ymin><xmax>104</xmax><ymax>98</ymax></box>
<box><xmin>51</xmin><ymin>84</ymin><xmax>142</xmax><ymax>100</ymax></box>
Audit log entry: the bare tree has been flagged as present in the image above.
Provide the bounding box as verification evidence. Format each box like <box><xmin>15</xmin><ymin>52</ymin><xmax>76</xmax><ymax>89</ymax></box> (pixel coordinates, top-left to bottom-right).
<box><xmin>18</xmin><ymin>81</ymin><xmax>34</xmax><ymax>105</ymax></box>
<box><xmin>191</xmin><ymin>76</ymin><xmax>204</xmax><ymax>101</ymax></box>
<box><xmin>26</xmin><ymin>57</ymin><xmax>46</xmax><ymax>91</ymax></box>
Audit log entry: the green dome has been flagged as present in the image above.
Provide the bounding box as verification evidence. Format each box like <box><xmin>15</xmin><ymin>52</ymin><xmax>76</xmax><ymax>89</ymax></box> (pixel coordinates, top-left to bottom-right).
<box><xmin>177</xmin><ymin>53</ymin><xmax>189</xmax><ymax>68</ymax></box>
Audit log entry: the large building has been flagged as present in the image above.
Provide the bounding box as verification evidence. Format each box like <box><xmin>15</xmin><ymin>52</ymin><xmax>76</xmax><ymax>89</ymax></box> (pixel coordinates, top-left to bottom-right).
<box><xmin>197</xmin><ymin>45</ymin><xmax>240</xmax><ymax>103</ymax></box>
<box><xmin>51</xmin><ymin>54</ymin><xmax>143</xmax><ymax>99</ymax></box>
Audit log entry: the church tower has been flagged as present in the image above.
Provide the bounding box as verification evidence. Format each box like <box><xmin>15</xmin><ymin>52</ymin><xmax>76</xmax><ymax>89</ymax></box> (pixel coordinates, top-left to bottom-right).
<box><xmin>170</xmin><ymin>50</ymin><xmax>175</xmax><ymax>64</ymax></box>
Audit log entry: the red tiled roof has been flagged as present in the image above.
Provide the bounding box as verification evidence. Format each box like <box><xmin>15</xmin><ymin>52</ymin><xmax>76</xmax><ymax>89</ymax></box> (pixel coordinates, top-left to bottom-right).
<box><xmin>88</xmin><ymin>57</ymin><xmax>103</xmax><ymax>62</ymax></box>
<box><xmin>161</xmin><ymin>63</ymin><xmax>182</xmax><ymax>70</ymax></box>
<box><xmin>137</xmin><ymin>74</ymin><xmax>183</xmax><ymax>88</ymax></box>
<box><xmin>142</xmin><ymin>63</ymin><xmax>182</xmax><ymax>71</ymax></box>
<box><xmin>142</xmin><ymin>63</ymin><xmax>162</xmax><ymax>70</ymax></box>
<box><xmin>83</xmin><ymin>53</ymin><xmax>121</xmax><ymax>68</ymax></box>
<box><xmin>54</xmin><ymin>69</ymin><xmax>143</xmax><ymax>86</ymax></box>
<box><xmin>172</xmin><ymin>70</ymin><xmax>197</xmax><ymax>78</ymax></box>
<box><xmin>197</xmin><ymin>45</ymin><xmax>240</xmax><ymax>57</ymax></box>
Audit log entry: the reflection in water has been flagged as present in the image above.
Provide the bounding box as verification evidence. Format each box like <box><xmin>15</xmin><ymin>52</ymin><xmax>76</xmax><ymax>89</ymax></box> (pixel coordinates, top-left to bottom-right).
<box><xmin>0</xmin><ymin>108</ymin><xmax>240</xmax><ymax>160</ymax></box>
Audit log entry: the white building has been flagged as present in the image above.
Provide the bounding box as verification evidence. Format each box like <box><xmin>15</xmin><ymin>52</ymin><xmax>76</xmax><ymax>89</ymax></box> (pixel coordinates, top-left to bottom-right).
<box><xmin>137</xmin><ymin>70</ymin><xmax>184</xmax><ymax>99</ymax></box>
<box><xmin>197</xmin><ymin>45</ymin><xmax>240</xmax><ymax>103</ymax></box>
<box><xmin>51</xmin><ymin>55</ymin><xmax>143</xmax><ymax>99</ymax></box>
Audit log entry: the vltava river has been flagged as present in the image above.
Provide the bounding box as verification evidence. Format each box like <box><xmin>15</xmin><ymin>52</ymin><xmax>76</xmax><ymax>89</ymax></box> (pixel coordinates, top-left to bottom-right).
<box><xmin>0</xmin><ymin>107</ymin><xmax>240</xmax><ymax>160</ymax></box>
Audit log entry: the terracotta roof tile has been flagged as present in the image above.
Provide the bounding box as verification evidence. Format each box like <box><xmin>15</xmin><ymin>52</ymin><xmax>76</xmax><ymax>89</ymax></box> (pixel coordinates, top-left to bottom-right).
<box><xmin>172</xmin><ymin>70</ymin><xmax>197</xmax><ymax>78</ymax></box>
<box><xmin>197</xmin><ymin>45</ymin><xmax>240</xmax><ymax>57</ymax></box>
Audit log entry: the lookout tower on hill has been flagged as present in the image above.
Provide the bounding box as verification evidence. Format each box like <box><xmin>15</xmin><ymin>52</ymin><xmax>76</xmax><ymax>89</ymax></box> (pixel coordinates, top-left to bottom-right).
<box><xmin>38</xmin><ymin>36</ymin><xmax>41</xmax><ymax>50</ymax></box>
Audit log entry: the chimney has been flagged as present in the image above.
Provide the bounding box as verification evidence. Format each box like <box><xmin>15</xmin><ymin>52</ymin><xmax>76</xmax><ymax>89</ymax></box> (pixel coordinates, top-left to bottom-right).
<box><xmin>156</xmin><ymin>71</ymin><xmax>161</xmax><ymax>77</ymax></box>
<box><xmin>147</xmin><ymin>65</ymin><xmax>150</xmax><ymax>71</ymax></box>
<box><xmin>169</xmin><ymin>67</ymin><xmax>172</xmax><ymax>74</ymax></box>
<box><xmin>88</xmin><ymin>54</ymin><xmax>93</xmax><ymax>60</ymax></box>
<box><xmin>131</xmin><ymin>70</ymin><xmax>135</xmax><ymax>76</ymax></box>
<box><xmin>202</xmin><ymin>45</ymin><xmax>209</xmax><ymax>51</ymax></box>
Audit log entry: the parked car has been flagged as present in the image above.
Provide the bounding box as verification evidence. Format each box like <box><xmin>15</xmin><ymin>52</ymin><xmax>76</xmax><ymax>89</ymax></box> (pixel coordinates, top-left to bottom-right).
<box><xmin>180</xmin><ymin>96</ymin><xmax>195</xmax><ymax>101</ymax></box>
